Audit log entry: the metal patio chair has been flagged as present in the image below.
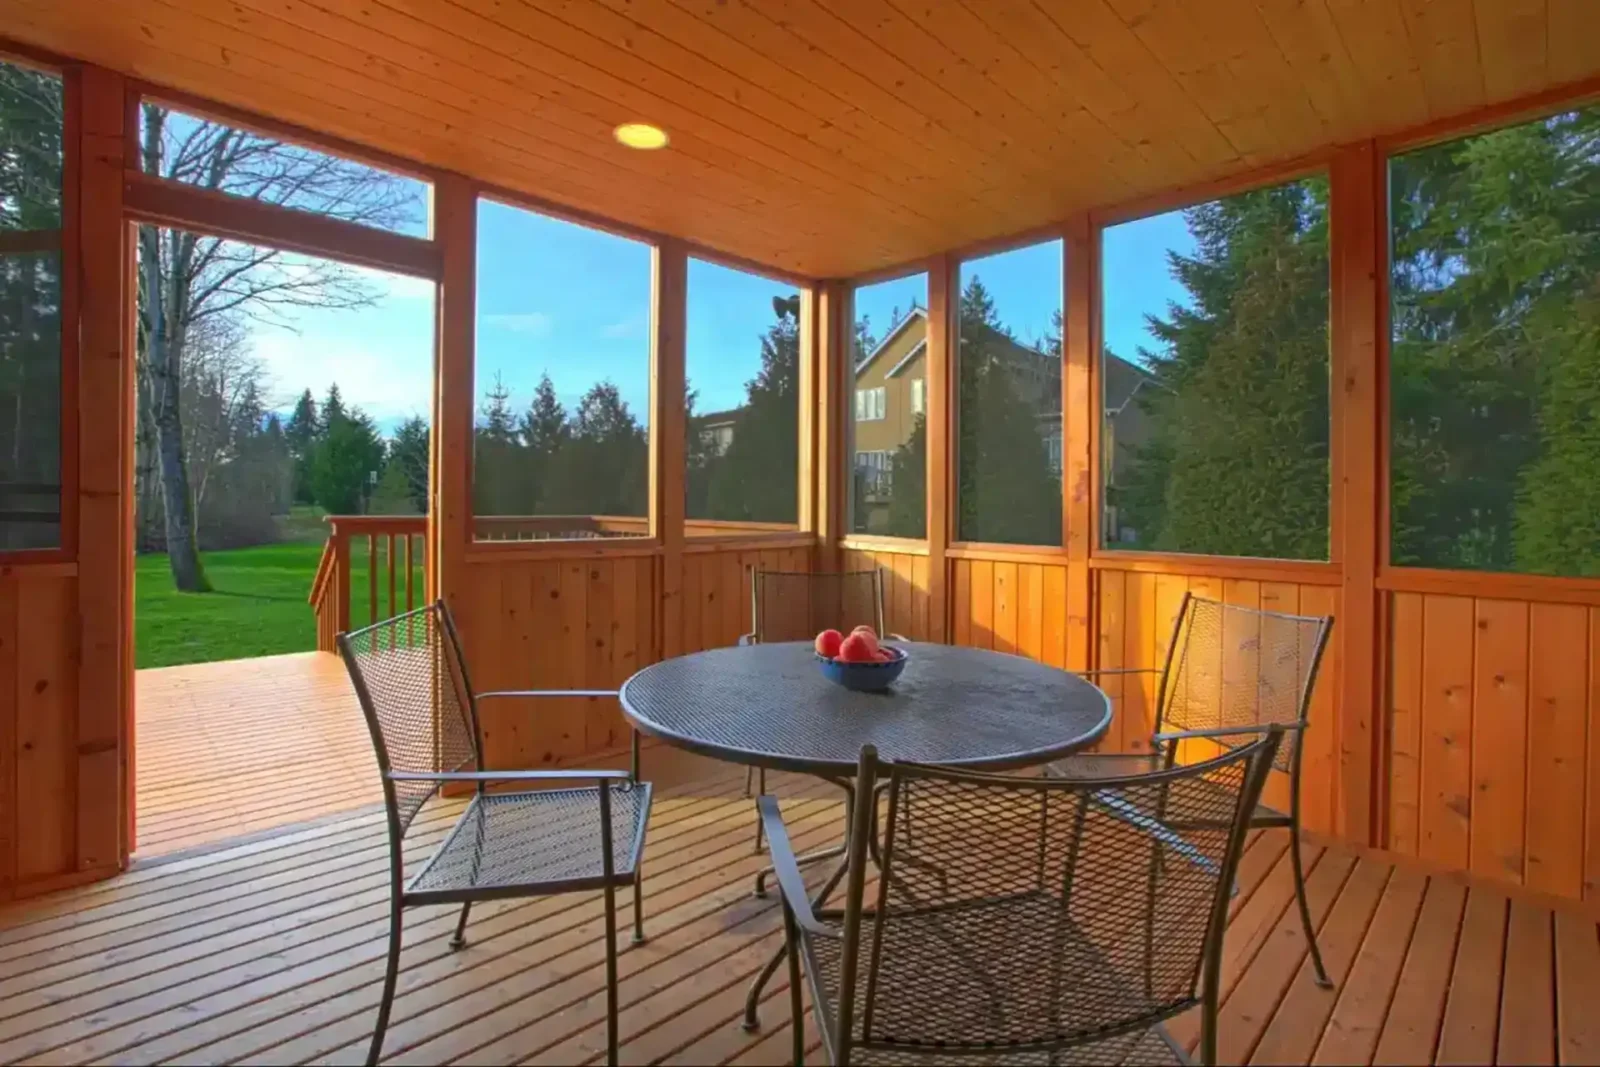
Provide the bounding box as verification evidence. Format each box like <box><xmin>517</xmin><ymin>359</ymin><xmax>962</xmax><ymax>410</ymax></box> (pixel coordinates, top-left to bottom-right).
<box><xmin>739</xmin><ymin>567</ymin><xmax>896</xmax><ymax>848</ymax></box>
<box><xmin>339</xmin><ymin>600</ymin><xmax>652</xmax><ymax>1067</ymax></box>
<box><xmin>760</xmin><ymin>732</ymin><xmax>1281</xmax><ymax>1065</ymax></box>
<box><xmin>1048</xmin><ymin>593</ymin><xmax>1334</xmax><ymax>987</ymax></box>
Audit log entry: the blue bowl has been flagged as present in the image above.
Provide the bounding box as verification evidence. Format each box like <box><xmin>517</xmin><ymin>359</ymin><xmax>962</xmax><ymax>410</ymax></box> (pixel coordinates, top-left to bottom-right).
<box><xmin>816</xmin><ymin>645</ymin><xmax>909</xmax><ymax>692</ymax></box>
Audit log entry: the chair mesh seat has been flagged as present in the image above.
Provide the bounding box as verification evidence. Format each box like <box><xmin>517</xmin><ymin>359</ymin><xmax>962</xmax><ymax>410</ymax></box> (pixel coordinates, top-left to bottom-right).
<box><xmin>407</xmin><ymin>783</ymin><xmax>649</xmax><ymax>899</ymax></box>
<box><xmin>808</xmin><ymin>894</ymin><xmax>1190</xmax><ymax>1064</ymax></box>
<box><xmin>1046</xmin><ymin>753</ymin><xmax>1286</xmax><ymax>821</ymax></box>
<box><xmin>826</xmin><ymin>1023</ymin><xmax>1186</xmax><ymax>1065</ymax></box>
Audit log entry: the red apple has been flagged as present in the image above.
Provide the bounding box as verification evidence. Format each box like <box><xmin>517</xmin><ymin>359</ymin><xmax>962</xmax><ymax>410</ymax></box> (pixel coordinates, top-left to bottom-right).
<box><xmin>851</xmin><ymin>624</ymin><xmax>878</xmax><ymax>639</ymax></box>
<box><xmin>837</xmin><ymin>633</ymin><xmax>875</xmax><ymax>663</ymax></box>
<box><xmin>852</xmin><ymin>628</ymin><xmax>880</xmax><ymax>656</ymax></box>
<box><xmin>814</xmin><ymin>629</ymin><xmax>844</xmax><ymax>659</ymax></box>
<box><xmin>873</xmin><ymin>648</ymin><xmax>894</xmax><ymax>662</ymax></box>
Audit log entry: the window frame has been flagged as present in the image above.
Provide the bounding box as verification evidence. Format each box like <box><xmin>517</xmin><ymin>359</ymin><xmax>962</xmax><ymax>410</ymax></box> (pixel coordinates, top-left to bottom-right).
<box><xmin>0</xmin><ymin>51</ymin><xmax>77</xmax><ymax>564</ymax></box>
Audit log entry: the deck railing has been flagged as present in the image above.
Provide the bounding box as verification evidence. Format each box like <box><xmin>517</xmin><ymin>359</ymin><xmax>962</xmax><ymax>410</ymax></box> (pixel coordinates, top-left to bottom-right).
<box><xmin>308</xmin><ymin>515</ymin><xmax>428</xmax><ymax>652</ymax></box>
<box><xmin>309</xmin><ymin>513</ymin><xmax>806</xmax><ymax>651</ymax></box>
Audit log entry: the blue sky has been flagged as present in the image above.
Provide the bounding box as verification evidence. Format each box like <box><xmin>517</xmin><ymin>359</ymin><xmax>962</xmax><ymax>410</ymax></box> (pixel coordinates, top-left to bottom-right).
<box><xmin>249</xmin><ymin>200</ymin><xmax>1199</xmax><ymax>437</ymax></box>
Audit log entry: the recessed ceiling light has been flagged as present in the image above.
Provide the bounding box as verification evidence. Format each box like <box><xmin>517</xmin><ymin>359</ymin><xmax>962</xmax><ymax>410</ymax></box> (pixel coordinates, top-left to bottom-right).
<box><xmin>614</xmin><ymin>122</ymin><xmax>669</xmax><ymax>150</ymax></box>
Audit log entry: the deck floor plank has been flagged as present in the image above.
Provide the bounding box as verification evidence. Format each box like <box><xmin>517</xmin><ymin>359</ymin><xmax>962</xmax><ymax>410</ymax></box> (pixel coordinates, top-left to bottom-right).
<box><xmin>0</xmin><ymin>698</ymin><xmax>1588</xmax><ymax>1067</ymax></box>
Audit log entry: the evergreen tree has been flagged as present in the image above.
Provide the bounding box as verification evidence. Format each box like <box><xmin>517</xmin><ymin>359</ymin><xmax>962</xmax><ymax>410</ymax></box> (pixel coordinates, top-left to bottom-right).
<box><xmin>705</xmin><ymin>294</ymin><xmax>801</xmax><ymax>523</ymax></box>
<box><xmin>885</xmin><ymin>414</ymin><xmax>927</xmax><ymax>538</ymax></box>
<box><xmin>284</xmin><ymin>389</ymin><xmax>318</xmax><ymax>504</ymax></box>
<box><xmin>1118</xmin><ymin>179</ymin><xmax>1331</xmax><ymax>560</ymax></box>
<box><xmin>310</xmin><ymin>400</ymin><xmax>382</xmax><ymax>514</ymax></box>
<box><xmin>473</xmin><ymin>373</ymin><xmax>527</xmax><ymax>515</ymax></box>
<box><xmin>320</xmin><ymin>382</ymin><xmax>347</xmax><ymax>433</ymax></box>
<box><xmin>387</xmin><ymin>415</ymin><xmax>430</xmax><ymax>515</ymax></box>
<box><xmin>955</xmin><ymin>276</ymin><xmax>1062</xmax><ymax>546</ymax></box>
<box><xmin>518</xmin><ymin>373</ymin><xmax>569</xmax><ymax>513</ymax></box>
<box><xmin>548</xmin><ymin>381</ymin><xmax>648</xmax><ymax>517</ymax></box>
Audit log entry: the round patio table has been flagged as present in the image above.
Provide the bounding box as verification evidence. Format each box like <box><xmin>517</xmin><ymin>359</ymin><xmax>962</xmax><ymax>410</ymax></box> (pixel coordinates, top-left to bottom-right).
<box><xmin>619</xmin><ymin>640</ymin><xmax>1112</xmax><ymax>776</ymax></box>
<box><xmin>619</xmin><ymin>640</ymin><xmax>1111</xmax><ymax>1032</ymax></box>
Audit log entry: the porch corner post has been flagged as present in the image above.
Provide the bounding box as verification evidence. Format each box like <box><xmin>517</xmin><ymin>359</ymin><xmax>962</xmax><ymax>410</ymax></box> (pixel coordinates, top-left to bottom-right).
<box><xmin>925</xmin><ymin>254</ymin><xmax>953</xmax><ymax>643</ymax></box>
<box><xmin>809</xmin><ymin>280</ymin><xmax>847</xmax><ymax>575</ymax></box>
<box><xmin>651</xmin><ymin>239</ymin><xmax>688</xmax><ymax>659</ymax></box>
<box><xmin>1063</xmin><ymin>216</ymin><xmax>1095</xmax><ymax>674</ymax></box>
<box><xmin>77</xmin><ymin>63</ymin><xmax>132</xmax><ymax>872</ymax></box>
<box><xmin>431</xmin><ymin>174</ymin><xmax>475</xmax><ymax>623</ymax></box>
<box><xmin>1329</xmin><ymin>141</ymin><xmax>1384</xmax><ymax>847</ymax></box>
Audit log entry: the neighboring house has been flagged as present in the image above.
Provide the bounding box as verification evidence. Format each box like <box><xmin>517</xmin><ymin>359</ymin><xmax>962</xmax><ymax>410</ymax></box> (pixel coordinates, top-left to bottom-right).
<box><xmin>693</xmin><ymin>407</ymin><xmax>740</xmax><ymax>456</ymax></box>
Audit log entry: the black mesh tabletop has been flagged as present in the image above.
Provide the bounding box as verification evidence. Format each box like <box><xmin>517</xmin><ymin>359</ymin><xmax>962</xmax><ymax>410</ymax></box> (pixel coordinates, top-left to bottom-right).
<box><xmin>620</xmin><ymin>642</ymin><xmax>1111</xmax><ymax>776</ymax></box>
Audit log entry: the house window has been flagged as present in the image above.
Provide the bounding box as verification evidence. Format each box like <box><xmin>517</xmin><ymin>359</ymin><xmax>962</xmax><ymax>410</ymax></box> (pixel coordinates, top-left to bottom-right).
<box><xmin>1389</xmin><ymin>104</ymin><xmax>1600</xmax><ymax>577</ymax></box>
<box><xmin>855</xmin><ymin>450</ymin><xmax>892</xmax><ymax>496</ymax></box>
<box><xmin>911</xmin><ymin>377</ymin><xmax>925</xmax><ymax>416</ymax></box>
<box><xmin>855</xmin><ymin>386</ymin><xmax>886</xmax><ymax>422</ymax></box>
<box><xmin>956</xmin><ymin>238</ymin><xmax>1064</xmax><ymax>546</ymax></box>
<box><xmin>1100</xmin><ymin>176</ymin><xmax>1330</xmax><ymax>560</ymax></box>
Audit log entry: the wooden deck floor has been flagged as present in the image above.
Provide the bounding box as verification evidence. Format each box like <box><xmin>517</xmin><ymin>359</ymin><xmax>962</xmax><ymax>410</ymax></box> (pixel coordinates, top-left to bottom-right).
<box><xmin>134</xmin><ymin>652</ymin><xmax>380</xmax><ymax>857</ymax></box>
<box><xmin>2</xmin><ymin>746</ymin><xmax>1597</xmax><ymax>1066</ymax></box>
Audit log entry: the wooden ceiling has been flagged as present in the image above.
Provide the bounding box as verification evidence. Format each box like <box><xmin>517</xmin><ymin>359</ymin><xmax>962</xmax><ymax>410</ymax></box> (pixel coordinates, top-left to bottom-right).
<box><xmin>4</xmin><ymin>0</ymin><xmax>1596</xmax><ymax>278</ymax></box>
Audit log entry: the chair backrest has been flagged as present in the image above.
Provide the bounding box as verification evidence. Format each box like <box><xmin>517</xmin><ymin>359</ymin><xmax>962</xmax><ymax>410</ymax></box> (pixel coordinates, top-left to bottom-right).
<box><xmin>338</xmin><ymin>601</ymin><xmax>482</xmax><ymax>835</ymax></box>
<box><xmin>1157</xmin><ymin>593</ymin><xmax>1332</xmax><ymax>771</ymax></box>
<box><xmin>749</xmin><ymin>568</ymin><xmax>886</xmax><ymax>643</ymax></box>
<box><xmin>828</xmin><ymin>734</ymin><xmax>1279</xmax><ymax>1063</ymax></box>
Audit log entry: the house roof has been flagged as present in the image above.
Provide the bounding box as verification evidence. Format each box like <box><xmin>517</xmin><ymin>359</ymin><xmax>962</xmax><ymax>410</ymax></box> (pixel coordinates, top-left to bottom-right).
<box><xmin>855</xmin><ymin>306</ymin><xmax>926</xmax><ymax>378</ymax></box>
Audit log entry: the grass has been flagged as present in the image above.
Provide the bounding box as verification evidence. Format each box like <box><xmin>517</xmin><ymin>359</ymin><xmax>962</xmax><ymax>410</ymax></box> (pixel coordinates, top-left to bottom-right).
<box><xmin>136</xmin><ymin>539</ymin><xmax>425</xmax><ymax>669</ymax></box>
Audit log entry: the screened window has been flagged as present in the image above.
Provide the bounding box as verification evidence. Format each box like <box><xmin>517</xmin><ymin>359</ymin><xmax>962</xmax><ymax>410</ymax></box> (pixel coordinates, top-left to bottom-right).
<box><xmin>956</xmin><ymin>239</ymin><xmax>1063</xmax><ymax>546</ymax></box>
<box><xmin>138</xmin><ymin>103</ymin><xmax>430</xmax><ymax>238</ymax></box>
<box><xmin>1100</xmin><ymin>177</ymin><xmax>1331</xmax><ymax>560</ymax></box>
<box><xmin>0</xmin><ymin>60</ymin><xmax>64</xmax><ymax>551</ymax></box>
<box><xmin>850</xmin><ymin>273</ymin><xmax>928</xmax><ymax>538</ymax></box>
<box><xmin>472</xmin><ymin>199</ymin><xmax>652</xmax><ymax>541</ymax></box>
<box><xmin>1389</xmin><ymin>105</ymin><xmax>1600</xmax><ymax>577</ymax></box>
<box><xmin>911</xmin><ymin>378</ymin><xmax>925</xmax><ymax>416</ymax></box>
<box><xmin>685</xmin><ymin>258</ymin><xmax>800</xmax><ymax>532</ymax></box>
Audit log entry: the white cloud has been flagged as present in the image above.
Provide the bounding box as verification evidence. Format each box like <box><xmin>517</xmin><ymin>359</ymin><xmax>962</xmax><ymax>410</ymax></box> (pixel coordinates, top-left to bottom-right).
<box><xmin>252</xmin><ymin>330</ymin><xmax>432</xmax><ymax>430</ymax></box>
<box><xmin>484</xmin><ymin>311</ymin><xmax>554</xmax><ymax>338</ymax></box>
<box><xmin>599</xmin><ymin>314</ymin><xmax>647</xmax><ymax>340</ymax></box>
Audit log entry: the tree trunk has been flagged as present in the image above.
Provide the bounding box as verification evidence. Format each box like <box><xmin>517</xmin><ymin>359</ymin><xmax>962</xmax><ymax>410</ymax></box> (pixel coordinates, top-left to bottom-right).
<box><xmin>141</xmin><ymin>226</ymin><xmax>209</xmax><ymax>592</ymax></box>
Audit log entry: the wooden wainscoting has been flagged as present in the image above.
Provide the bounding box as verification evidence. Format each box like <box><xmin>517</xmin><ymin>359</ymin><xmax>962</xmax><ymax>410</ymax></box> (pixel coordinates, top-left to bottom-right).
<box><xmin>680</xmin><ymin>543</ymin><xmax>813</xmax><ymax>653</ymax></box>
<box><xmin>1093</xmin><ymin>568</ymin><xmax>1344</xmax><ymax>837</ymax></box>
<box><xmin>841</xmin><ymin>544</ymin><xmax>934</xmax><ymax>642</ymax></box>
<box><xmin>0</xmin><ymin>565</ymin><xmax>92</xmax><ymax>899</ymax></box>
<box><xmin>949</xmin><ymin>554</ymin><xmax>1080</xmax><ymax>669</ymax></box>
<box><xmin>1387</xmin><ymin>591</ymin><xmax>1600</xmax><ymax>904</ymax></box>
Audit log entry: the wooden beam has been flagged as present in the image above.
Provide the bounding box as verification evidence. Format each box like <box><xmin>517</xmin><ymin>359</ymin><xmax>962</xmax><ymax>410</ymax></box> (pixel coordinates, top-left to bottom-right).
<box><xmin>75</xmin><ymin>64</ymin><xmax>130</xmax><ymax>873</ymax></box>
<box><xmin>1062</xmin><ymin>215</ymin><xmax>1094</xmax><ymax>671</ymax></box>
<box><xmin>814</xmin><ymin>280</ymin><xmax>847</xmax><ymax>574</ymax></box>
<box><xmin>1330</xmin><ymin>140</ymin><xmax>1382</xmax><ymax>847</ymax></box>
<box><xmin>651</xmin><ymin>239</ymin><xmax>688</xmax><ymax>659</ymax></box>
<box><xmin>123</xmin><ymin>169</ymin><xmax>440</xmax><ymax>279</ymax></box>
<box><xmin>797</xmin><ymin>286</ymin><xmax>817</xmax><ymax>540</ymax></box>
<box><xmin>925</xmin><ymin>254</ymin><xmax>953</xmax><ymax>642</ymax></box>
<box><xmin>430</xmin><ymin>173</ymin><xmax>475</xmax><ymax>615</ymax></box>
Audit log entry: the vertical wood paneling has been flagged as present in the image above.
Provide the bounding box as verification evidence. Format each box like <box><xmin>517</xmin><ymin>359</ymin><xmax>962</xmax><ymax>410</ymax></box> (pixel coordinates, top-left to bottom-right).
<box><xmin>992</xmin><ymin>562</ymin><xmax>1018</xmax><ymax>654</ymax></box>
<box><xmin>1041</xmin><ymin>565</ymin><xmax>1067</xmax><ymax>669</ymax></box>
<box><xmin>952</xmin><ymin>558</ymin><xmax>971</xmax><ymax>647</ymax></box>
<box><xmin>969</xmin><ymin>559</ymin><xmax>995</xmax><ymax>650</ymax></box>
<box><xmin>0</xmin><ymin>575</ymin><xmax>16</xmax><ymax>889</ymax></box>
<box><xmin>1470</xmin><ymin>598</ymin><xmax>1529</xmax><ymax>884</ymax></box>
<box><xmin>1299</xmin><ymin>583</ymin><xmax>1339</xmax><ymax>835</ymax></box>
<box><xmin>14</xmin><ymin>575</ymin><xmax>76</xmax><ymax>880</ymax></box>
<box><xmin>1419</xmin><ymin>594</ymin><xmax>1475</xmax><ymax>870</ymax></box>
<box><xmin>1389</xmin><ymin>591</ymin><xmax>1425</xmax><ymax>855</ymax></box>
<box><xmin>1097</xmin><ymin>569</ymin><xmax>1127</xmax><ymax>753</ymax></box>
<box><xmin>1524</xmin><ymin>602</ymin><xmax>1586</xmax><ymax>897</ymax></box>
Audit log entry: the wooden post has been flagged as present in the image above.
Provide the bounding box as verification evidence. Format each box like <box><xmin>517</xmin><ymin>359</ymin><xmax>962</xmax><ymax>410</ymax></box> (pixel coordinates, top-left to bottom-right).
<box><xmin>76</xmin><ymin>65</ymin><xmax>131</xmax><ymax>874</ymax></box>
<box><xmin>334</xmin><ymin>523</ymin><xmax>351</xmax><ymax>635</ymax></box>
<box><xmin>431</xmin><ymin>174</ymin><xmax>475</xmax><ymax>617</ymax></box>
<box><xmin>1062</xmin><ymin>217</ymin><xmax>1094</xmax><ymax>672</ymax></box>
<box><xmin>813</xmin><ymin>280</ymin><xmax>847</xmax><ymax>574</ymax></box>
<box><xmin>651</xmin><ymin>240</ymin><xmax>688</xmax><ymax>659</ymax></box>
<box><xmin>924</xmin><ymin>256</ymin><xmax>953</xmax><ymax>642</ymax></box>
<box><xmin>1330</xmin><ymin>141</ymin><xmax>1382</xmax><ymax>846</ymax></box>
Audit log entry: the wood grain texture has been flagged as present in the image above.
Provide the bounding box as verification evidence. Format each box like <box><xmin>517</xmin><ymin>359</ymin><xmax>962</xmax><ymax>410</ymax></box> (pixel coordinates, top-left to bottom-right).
<box><xmin>4</xmin><ymin>1</ymin><xmax>1595</xmax><ymax>276</ymax></box>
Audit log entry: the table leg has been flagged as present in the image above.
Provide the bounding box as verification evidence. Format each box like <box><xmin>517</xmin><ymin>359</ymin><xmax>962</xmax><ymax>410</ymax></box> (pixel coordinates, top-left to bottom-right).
<box><xmin>750</xmin><ymin>775</ymin><xmax>857</xmax><ymax>899</ymax></box>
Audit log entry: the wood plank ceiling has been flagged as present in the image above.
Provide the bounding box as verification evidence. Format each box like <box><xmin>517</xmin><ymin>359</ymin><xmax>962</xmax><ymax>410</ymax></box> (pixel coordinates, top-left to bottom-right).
<box><xmin>3</xmin><ymin>0</ymin><xmax>1596</xmax><ymax>277</ymax></box>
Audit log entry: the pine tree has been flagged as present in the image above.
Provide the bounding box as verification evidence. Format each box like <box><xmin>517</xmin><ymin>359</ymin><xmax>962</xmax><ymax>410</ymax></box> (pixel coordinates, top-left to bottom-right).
<box><xmin>284</xmin><ymin>389</ymin><xmax>318</xmax><ymax>504</ymax></box>
<box><xmin>518</xmin><ymin>373</ymin><xmax>569</xmax><ymax>513</ymax></box>
<box><xmin>705</xmin><ymin>294</ymin><xmax>800</xmax><ymax>523</ymax></box>
<box><xmin>387</xmin><ymin>415</ymin><xmax>430</xmax><ymax>514</ymax></box>
<box><xmin>473</xmin><ymin>373</ymin><xmax>527</xmax><ymax>515</ymax></box>
<box><xmin>547</xmin><ymin>381</ymin><xmax>648</xmax><ymax>517</ymax></box>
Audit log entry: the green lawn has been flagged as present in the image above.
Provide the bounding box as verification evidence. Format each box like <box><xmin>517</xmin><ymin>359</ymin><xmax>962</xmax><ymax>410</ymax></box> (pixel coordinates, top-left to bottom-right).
<box><xmin>136</xmin><ymin>540</ymin><xmax>425</xmax><ymax>668</ymax></box>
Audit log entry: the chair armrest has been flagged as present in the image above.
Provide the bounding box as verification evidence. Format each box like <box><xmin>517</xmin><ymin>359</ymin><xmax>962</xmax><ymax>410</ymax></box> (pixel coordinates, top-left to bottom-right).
<box><xmin>386</xmin><ymin>769</ymin><xmax>631</xmax><ymax>783</ymax></box>
<box><xmin>1153</xmin><ymin>723</ymin><xmax>1303</xmax><ymax>744</ymax></box>
<box><xmin>476</xmin><ymin>689</ymin><xmax>619</xmax><ymax>700</ymax></box>
<box><xmin>738</xmin><ymin>633</ymin><xmax>756</xmax><ymax>646</ymax></box>
<box><xmin>886</xmin><ymin>632</ymin><xmax>910</xmax><ymax>643</ymax></box>
<box><xmin>758</xmin><ymin>795</ymin><xmax>837</xmax><ymax>938</ymax></box>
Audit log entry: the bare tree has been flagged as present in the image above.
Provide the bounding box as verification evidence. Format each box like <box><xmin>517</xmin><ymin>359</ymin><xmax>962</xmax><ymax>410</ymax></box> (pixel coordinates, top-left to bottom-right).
<box><xmin>136</xmin><ymin>103</ymin><xmax>422</xmax><ymax>591</ymax></box>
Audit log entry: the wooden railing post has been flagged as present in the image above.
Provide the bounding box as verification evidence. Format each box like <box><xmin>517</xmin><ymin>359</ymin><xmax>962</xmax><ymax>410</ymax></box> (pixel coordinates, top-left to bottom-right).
<box><xmin>334</xmin><ymin>520</ymin><xmax>352</xmax><ymax>635</ymax></box>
